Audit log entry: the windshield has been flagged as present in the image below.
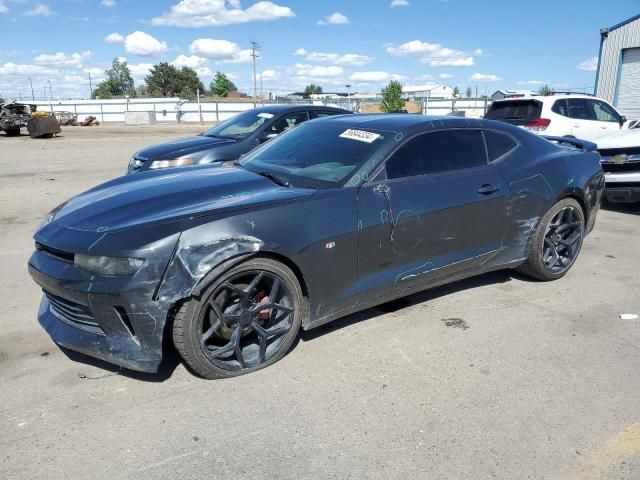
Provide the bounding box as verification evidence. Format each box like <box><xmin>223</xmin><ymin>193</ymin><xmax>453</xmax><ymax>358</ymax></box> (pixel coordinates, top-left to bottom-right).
<box><xmin>239</xmin><ymin>121</ymin><xmax>401</xmax><ymax>189</ymax></box>
<box><xmin>203</xmin><ymin>110</ymin><xmax>273</xmax><ymax>140</ymax></box>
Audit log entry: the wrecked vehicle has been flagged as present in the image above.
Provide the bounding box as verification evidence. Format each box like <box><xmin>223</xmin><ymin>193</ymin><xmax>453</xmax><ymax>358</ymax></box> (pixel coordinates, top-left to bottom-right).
<box><xmin>28</xmin><ymin>115</ymin><xmax>604</xmax><ymax>378</ymax></box>
<box><xmin>0</xmin><ymin>99</ymin><xmax>34</xmax><ymax>136</ymax></box>
<box><xmin>595</xmin><ymin>126</ymin><xmax>640</xmax><ymax>203</ymax></box>
<box><xmin>128</xmin><ymin>104</ymin><xmax>351</xmax><ymax>173</ymax></box>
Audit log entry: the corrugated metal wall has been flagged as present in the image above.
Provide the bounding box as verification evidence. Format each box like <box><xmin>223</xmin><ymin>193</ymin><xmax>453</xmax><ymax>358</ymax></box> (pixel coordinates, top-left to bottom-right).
<box><xmin>596</xmin><ymin>17</ymin><xmax>640</xmax><ymax>115</ymax></box>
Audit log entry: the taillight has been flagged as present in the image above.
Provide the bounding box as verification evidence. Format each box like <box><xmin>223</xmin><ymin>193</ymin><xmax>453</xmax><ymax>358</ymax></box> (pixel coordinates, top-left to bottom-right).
<box><xmin>525</xmin><ymin>118</ymin><xmax>551</xmax><ymax>131</ymax></box>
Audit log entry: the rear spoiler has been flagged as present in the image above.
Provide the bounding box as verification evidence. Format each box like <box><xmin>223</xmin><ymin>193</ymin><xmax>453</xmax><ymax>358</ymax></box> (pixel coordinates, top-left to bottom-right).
<box><xmin>542</xmin><ymin>136</ymin><xmax>598</xmax><ymax>152</ymax></box>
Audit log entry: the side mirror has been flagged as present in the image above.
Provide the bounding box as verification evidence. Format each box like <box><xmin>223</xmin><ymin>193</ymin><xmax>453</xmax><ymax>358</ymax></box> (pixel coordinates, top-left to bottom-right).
<box><xmin>619</xmin><ymin>115</ymin><xmax>627</xmax><ymax>127</ymax></box>
<box><xmin>259</xmin><ymin>133</ymin><xmax>278</xmax><ymax>143</ymax></box>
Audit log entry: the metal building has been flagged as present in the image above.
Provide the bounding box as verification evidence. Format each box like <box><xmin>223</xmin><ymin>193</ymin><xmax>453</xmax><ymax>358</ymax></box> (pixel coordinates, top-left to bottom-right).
<box><xmin>595</xmin><ymin>14</ymin><xmax>640</xmax><ymax>119</ymax></box>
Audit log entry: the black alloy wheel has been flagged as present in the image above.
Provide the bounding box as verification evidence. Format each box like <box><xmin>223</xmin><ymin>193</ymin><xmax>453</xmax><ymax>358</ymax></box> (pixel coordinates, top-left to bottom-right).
<box><xmin>173</xmin><ymin>258</ymin><xmax>305</xmax><ymax>379</ymax></box>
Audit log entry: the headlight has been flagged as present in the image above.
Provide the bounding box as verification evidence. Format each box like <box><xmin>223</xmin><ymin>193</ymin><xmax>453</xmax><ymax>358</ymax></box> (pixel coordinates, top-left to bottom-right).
<box><xmin>148</xmin><ymin>158</ymin><xmax>194</xmax><ymax>169</ymax></box>
<box><xmin>74</xmin><ymin>254</ymin><xmax>144</xmax><ymax>276</ymax></box>
<box><xmin>37</xmin><ymin>200</ymin><xmax>69</xmax><ymax>231</ymax></box>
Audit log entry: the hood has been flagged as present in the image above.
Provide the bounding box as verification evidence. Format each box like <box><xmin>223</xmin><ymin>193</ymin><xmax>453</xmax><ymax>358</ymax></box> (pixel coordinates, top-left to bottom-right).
<box><xmin>135</xmin><ymin>135</ymin><xmax>236</xmax><ymax>160</ymax></box>
<box><xmin>51</xmin><ymin>166</ymin><xmax>313</xmax><ymax>232</ymax></box>
<box><xmin>595</xmin><ymin>128</ymin><xmax>640</xmax><ymax>150</ymax></box>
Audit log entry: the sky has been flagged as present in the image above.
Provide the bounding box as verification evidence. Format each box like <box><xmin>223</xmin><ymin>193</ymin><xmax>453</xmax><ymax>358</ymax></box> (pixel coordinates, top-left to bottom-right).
<box><xmin>0</xmin><ymin>0</ymin><xmax>638</xmax><ymax>100</ymax></box>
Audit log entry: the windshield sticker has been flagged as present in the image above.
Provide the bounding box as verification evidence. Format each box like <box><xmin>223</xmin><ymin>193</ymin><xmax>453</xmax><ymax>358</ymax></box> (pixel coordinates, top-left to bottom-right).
<box><xmin>339</xmin><ymin>129</ymin><xmax>381</xmax><ymax>143</ymax></box>
<box><xmin>257</xmin><ymin>112</ymin><xmax>274</xmax><ymax>119</ymax></box>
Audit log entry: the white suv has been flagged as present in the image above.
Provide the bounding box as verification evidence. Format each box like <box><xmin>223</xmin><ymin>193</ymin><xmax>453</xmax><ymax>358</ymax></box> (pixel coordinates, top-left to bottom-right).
<box><xmin>485</xmin><ymin>93</ymin><xmax>628</xmax><ymax>141</ymax></box>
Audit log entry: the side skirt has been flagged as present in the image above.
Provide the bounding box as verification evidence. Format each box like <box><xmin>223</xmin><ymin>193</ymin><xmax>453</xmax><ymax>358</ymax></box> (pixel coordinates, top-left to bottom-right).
<box><xmin>304</xmin><ymin>258</ymin><xmax>525</xmax><ymax>331</ymax></box>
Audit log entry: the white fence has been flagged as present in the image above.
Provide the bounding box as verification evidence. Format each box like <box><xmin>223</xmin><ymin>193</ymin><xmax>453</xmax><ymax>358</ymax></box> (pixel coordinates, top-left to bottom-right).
<box><xmin>32</xmin><ymin>96</ymin><xmax>492</xmax><ymax>123</ymax></box>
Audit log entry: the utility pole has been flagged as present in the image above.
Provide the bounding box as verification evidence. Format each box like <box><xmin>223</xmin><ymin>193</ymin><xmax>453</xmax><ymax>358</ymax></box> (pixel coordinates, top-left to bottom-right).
<box><xmin>250</xmin><ymin>41</ymin><xmax>260</xmax><ymax>104</ymax></box>
<box><xmin>48</xmin><ymin>80</ymin><xmax>52</xmax><ymax>100</ymax></box>
<box><xmin>28</xmin><ymin>78</ymin><xmax>35</xmax><ymax>101</ymax></box>
<box><xmin>89</xmin><ymin>72</ymin><xmax>93</xmax><ymax>98</ymax></box>
<box><xmin>345</xmin><ymin>84</ymin><xmax>351</xmax><ymax>111</ymax></box>
<box><xmin>43</xmin><ymin>86</ymin><xmax>47</xmax><ymax>101</ymax></box>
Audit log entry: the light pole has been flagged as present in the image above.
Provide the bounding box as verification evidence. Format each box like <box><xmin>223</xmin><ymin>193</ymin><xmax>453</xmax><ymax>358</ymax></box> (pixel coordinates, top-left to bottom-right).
<box><xmin>345</xmin><ymin>84</ymin><xmax>351</xmax><ymax>111</ymax></box>
<box><xmin>47</xmin><ymin>80</ymin><xmax>52</xmax><ymax>100</ymax></box>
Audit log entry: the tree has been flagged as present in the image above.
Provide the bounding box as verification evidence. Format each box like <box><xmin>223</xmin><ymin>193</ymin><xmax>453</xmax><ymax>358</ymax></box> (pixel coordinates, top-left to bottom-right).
<box><xmin>466</xmin><ymin>86</ymin><xmax>472</xmax><ymax>98</ymax></box>
<box><xmin>537</xmin><ymin>84</ymin><xmax>553</xmax><ymax>96</ymax></box>
<box><xmin>452</xmin><ymin>86</ymin><xmax>460</xmax><ymax>98</ymax></box>
<box><xmin>380</xmin><ymin>80</ymin><xmax>405</xmax><ymax>113</ymax></box>
<box><xmin>210</xmin><ymin>71</ymin><xmax>237</xmax><ymax>97</ymax></box>
<box><xmin>145</xmin><ymin>63</ymin><xmax>204</xmax><ymax>98</ymax></box>
<box><xmin>304</xmin><ymin>84</ymin><xmax>323</xmax><ymax>97</ymax></box>
<box><xmin>92</xmin><ymin>58</ymin><xmax>134</xmax><ymax>98</ymax></box>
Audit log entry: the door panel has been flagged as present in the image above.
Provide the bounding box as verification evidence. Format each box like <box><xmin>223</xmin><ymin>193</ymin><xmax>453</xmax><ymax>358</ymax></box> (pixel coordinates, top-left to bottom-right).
<box><xmin>356</xmin><ymin>165</ymin><xmax>509</xmax><ymax>304</ymax></box>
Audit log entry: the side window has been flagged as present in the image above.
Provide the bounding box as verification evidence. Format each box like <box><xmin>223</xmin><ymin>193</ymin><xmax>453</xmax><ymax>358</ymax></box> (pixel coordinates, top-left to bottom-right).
<box><xmin>267</xmin><ymin>112</ymin><xmax>309</xmax><ymax>134</ymax></box>
<box><xmin>484</xmin><ymin>131</ymin><xmax>518</xmax><ymax>162</ymax></box>
<box><xmin>386</xmin><ymin>130</ymin><xmax>487</xmax><ymax>180</ymax></box>
<box><xmin>592</xmin><ymin>100</ymin><xmax>619</xmax><ymax>122</ymax></box>
<box><xmin>551</xmin><ymin>99</ymin><xmax>568</xmax><ymax>117</ymax></box>
<box><xmin>312</xmin><ymin>110</ymin><xmax>341</xmax><ymax>118</ymax></box>
<box><xmin>567</xmin><ymin>99</ymin><xmax>595</xmax><ymax>121</ymax></box>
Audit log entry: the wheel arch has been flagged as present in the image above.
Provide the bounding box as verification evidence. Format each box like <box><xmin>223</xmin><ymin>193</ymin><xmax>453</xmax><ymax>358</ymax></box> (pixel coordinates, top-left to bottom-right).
<box><xmin>557</xmin><ymin>192</ymin><xmax>589</xmax><ymax>224</ymax></box>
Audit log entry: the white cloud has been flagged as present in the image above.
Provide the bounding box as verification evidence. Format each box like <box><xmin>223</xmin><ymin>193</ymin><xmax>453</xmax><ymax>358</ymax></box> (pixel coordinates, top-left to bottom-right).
<box><xmin>188</xmin><ymin>38</ymin><xmax>252</xmax><ymax>63</ymax></box>
<box><xmin>517</xmin><ymin>80</ymin><xmax>547</xmax><ymax>85</ymax></box>
<box><xmin>105</xmin><ymin>32</ymin><xmax>124</xmax><ymax>43</ymax></box>
<box><xmin>295</xmin><ymin>63</ymin><xmax>344</xmax><ymax>78</ymax></box>
<box><xmin>258</xmin><ymin>69</ymin><xmax>279</xmax><ymax>81</ymax></box>
<box><xmin>469</xmin><ymin>73</ymin><xmax>503</xmax><ymax>82</ymax></box>
<box><xmin>34</xmin><ymin>51</ymin><xmax>92</xmax><ymax>67</ymax></box>
<box><xmin>294</xmin><ymin>49</ymin><xmax>371</xmax><ymax>66</ymax></box>
<box><xmin>102</xmin><ymin>0</ymin><xmax>116</xmax><ymax>6</ymax></box>
<box><xmin>387</xmin><ymin>40</ymin><xmax>480</xmax><ymax>67</ymax></box>
<box><xmin>127</xmin><ymin>63</ymin><xmax>155</xmax><ymax>81</ymax></box>
<box><xmin>577</xmin><ymin>56</ymin><xmax>598</xmax><ymax>71</ymax></box>
<box><xmin>349</xmin><ymin>71</ymin><xmax>405</xmax><ymax>82</ymax></box>
<box><xmin>24</xmin><ymin>2</ymin><xmax>53</xmax><ymax>16</ymax></box>
<box><xmin>0</xmin><ymin>1</ymin><xmax>8</xmax><ymax>14</ymax></box>
<box><xmin>172</xmin><ymin>54</ymin><xmax>208</xmax><ymax>69</ymax></box>
<box><xmin>83</xmin><ymin>67</ymin><xmax>104</xmax><ymax>77</ymax></box>
<box><xmin>439</xmin><ymin>73</ymin><xmax>453</xmax><ymax>79</ymax></box>
<box><xmin>124</xmin><ymin>31</ymin><xmax>168</xmax><ymax>57</ymax></box>
<box><xmin>151</xmin><ymin>0</ymin><xmax>295</xmax><ymax>28</ymax></box>
<box><xmin>317</xmin><ymin>12</ymin><xmax>349</xmax><ymax>25</ymax></box>
<box><xmin>390</xmin><ymin>0</ymin><xmax>409</xmax><ymax>6</ymax></box>
<box><xmin>0</xmin><ymin>62</ymin><xmax>56</xmax><ymax>75</ymax></box>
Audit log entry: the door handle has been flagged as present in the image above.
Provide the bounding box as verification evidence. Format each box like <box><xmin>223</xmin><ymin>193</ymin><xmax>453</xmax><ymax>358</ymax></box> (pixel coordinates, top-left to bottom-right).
<box><xmin>573</xmin><ymin>124</ymin><xmax>581</xmax><ymax>128</ymax></box>
<box><xmin>478</xmin><ymin>184</ymin><xmax>499</xmax><ymax>195</ymax></box>
<box><xmin>373</xmin><ymin>184</ymin><xmax>390</xmax><ymax>194</ymax></box>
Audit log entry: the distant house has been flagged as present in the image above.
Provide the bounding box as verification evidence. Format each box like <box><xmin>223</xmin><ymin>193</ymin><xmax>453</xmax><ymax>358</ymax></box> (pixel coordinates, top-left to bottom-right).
<box><xmin>491</xmin><ymin>89</ymin><xmax>535</xmax><ymax>101</ymax></box>
<box><xmin>226</xmin><ymin>91</ymin><xmax>248</xmax><ymax>99</ymax></box>
<box><xmin>402</xmin><ymin>83</ymin><xmax>454</xmax><ymax>100</ymax></box>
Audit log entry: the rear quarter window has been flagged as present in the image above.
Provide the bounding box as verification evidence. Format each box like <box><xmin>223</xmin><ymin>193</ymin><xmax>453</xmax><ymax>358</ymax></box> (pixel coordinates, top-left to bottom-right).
<box><xmin>483</xmin><ymin>130</ymin><xmax>518</xmax><ymax>161</ymax></box>
<box><xmin>551</xmin><ymin>99</ymin><xmax>568</xmax><ymax>117</ymax></box>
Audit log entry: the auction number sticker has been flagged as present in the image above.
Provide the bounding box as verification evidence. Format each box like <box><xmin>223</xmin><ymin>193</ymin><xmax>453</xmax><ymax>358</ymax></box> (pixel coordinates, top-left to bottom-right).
<box><xmin>339</xmin><ymin>129</ymin><xmax>381</xmax><ymax>143</ymax></box>
<box><xmin>258</xmin><ymin>112</ymin><xmax>274</xmax><ymax>119</ymax></box>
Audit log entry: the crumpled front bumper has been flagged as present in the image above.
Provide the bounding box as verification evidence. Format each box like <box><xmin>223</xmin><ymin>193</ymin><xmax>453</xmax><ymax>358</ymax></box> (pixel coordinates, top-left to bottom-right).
<box><xmin>27</xmin><ymin>226</ymin><xmax>180</xmax><ymax>373</ymax></box>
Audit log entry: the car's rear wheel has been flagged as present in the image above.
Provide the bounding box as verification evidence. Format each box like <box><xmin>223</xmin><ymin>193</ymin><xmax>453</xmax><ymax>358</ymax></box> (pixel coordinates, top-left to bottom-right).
<box><xmin>173</xmin><ymin>258</ymin><xmax>304</xmax><ymax>379</ymax></box>
<box><xmin>517</xmin><ymin>198</ymin><xmax>585</xmax><ymax>281</ymax></box>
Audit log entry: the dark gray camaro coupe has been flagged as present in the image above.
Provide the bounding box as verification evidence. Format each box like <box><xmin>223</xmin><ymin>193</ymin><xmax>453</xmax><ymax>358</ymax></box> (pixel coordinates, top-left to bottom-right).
<box><xmin>29</xmin><ymin>115</ymin><xmax>604</xmax><ymax>378</ymax></box>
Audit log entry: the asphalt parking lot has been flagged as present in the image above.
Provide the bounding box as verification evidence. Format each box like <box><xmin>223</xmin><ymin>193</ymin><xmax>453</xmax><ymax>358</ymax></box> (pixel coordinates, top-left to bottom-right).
<box><xmin>1</xmin><ymin>124</ymin><xmax>639</xmax><ymax>480</ymax></box>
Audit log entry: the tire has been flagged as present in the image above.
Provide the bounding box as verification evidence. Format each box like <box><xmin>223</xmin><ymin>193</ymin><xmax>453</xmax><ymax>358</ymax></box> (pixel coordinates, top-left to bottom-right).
<box><xmin>4</xmin><ymin>127</ymin><xmax>20</xmax><ymax>136</ymax></box>
<box><xmin>173</xmin><ymin>258</ymin><xmax>305</xmax><ymax>379</ymax></box>
<box><xmin>517</xmin><ymin>198</ymin><xmax>585</xmax><ymax>281</ymax></box>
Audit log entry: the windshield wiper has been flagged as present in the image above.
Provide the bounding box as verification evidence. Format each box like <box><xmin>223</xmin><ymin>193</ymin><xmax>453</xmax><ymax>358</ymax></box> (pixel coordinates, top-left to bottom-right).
<box><xmin>255</xmin><ymin>171</ymin><xmax>291</xmax><ymax>188</ymax></box>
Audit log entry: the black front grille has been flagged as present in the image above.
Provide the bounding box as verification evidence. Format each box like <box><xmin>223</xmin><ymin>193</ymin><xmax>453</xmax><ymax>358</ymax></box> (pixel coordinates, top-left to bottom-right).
<box><xmin>601</xmin><ymin>162</ymin><xmax>640</xmax><ymax>173</ymax></box>
<box><xmin>599</xmin><ymin>147</ymin><xmax>640</xmax><ymax>157</ymax></box>
<box><xmin>44</xmin><ymin>291</ymin><xmax>104</xmax><ymax>334</ymax></box>
<box><xmin>36</xmin><ymin>242</ymin><xmax>74</xmax><ymax>262</ymax></box>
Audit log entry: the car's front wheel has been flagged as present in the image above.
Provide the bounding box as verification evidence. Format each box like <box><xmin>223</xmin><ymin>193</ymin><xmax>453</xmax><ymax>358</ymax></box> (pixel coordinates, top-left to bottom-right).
<box><xmin>517</xmin><ymin>198</ymin><xmax>585</xmax><ymax>281</ymax></box>
<box><xmin>173</xmin><ymin>258</ymin><xmax>305</xmax><ymax>379</ymax></box>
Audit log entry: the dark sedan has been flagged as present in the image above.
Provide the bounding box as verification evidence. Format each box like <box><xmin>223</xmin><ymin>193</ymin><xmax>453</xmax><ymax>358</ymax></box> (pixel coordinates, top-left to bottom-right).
<box><xmin>29</xmin><ymin>115</ymin><xmax>604</xmax><ymax>378</ymax></box>
<box><xmin>128</xmin><ymin>104</ymin><xmax>351</xmax><ymax>173</ymax></box>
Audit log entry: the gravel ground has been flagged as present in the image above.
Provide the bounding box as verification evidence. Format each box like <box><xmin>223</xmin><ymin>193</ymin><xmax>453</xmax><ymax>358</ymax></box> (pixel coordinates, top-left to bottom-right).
<box><xmin>1</xmin><ymin>125</ymin><xmax>639</xmax><ymax>480</ymax></box>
